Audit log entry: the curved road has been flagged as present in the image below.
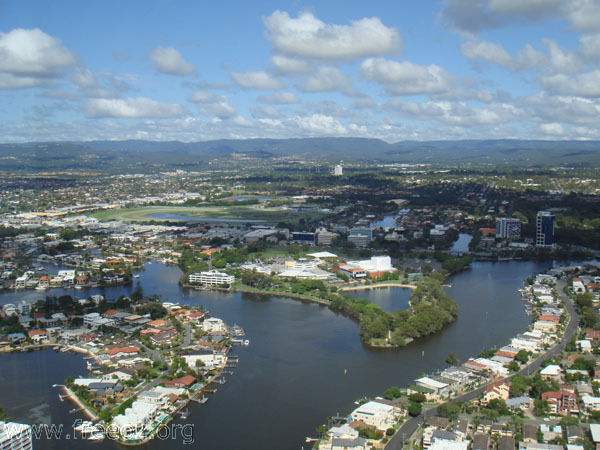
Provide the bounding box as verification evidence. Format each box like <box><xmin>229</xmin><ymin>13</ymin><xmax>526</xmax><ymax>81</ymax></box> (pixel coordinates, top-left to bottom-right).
<box><xmin>385</xmin><ymin>280</ymin><xmax>578</xmax><ymax>450</ymax></box>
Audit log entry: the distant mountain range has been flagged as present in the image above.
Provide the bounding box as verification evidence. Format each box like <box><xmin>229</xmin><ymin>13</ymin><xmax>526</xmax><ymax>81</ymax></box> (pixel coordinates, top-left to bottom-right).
<box><xmin>2</xmin><ymin>138</ymin><xmax>600</xmax><ymax>171</ymax></box>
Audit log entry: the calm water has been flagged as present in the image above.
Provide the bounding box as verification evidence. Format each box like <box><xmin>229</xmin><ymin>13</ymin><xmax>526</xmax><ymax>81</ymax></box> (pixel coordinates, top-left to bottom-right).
<box><xmin>0</xmin><ymin>259</ymin><xmax>566</xmax><ymax>449</ymax></box>
<box><xmin>451</xmin><ymin>233</ymin><xmax>473</xmax><ymax>252</ymax></box>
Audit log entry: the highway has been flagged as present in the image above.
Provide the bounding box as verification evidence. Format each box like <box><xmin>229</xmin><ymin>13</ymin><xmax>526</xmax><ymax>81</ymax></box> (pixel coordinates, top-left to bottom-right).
<box><xmin>385</xmin><ymin>279</ymin><xmax>578</xmax><ymax>450</ymax></box>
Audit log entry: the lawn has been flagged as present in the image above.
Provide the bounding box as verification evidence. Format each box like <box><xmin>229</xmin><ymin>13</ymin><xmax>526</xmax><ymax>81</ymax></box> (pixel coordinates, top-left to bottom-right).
<box><xmin>89</xmin><ymin>205</ymin><xmax>329</xmax><ymax>225</ymax></box>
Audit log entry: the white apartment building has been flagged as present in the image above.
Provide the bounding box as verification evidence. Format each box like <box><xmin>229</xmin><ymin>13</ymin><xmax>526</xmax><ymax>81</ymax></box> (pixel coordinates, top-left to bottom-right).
<box><xmin>189</xmin><ymin>271</ymin><xmax>234</xmax><ymax>287</ymax></box>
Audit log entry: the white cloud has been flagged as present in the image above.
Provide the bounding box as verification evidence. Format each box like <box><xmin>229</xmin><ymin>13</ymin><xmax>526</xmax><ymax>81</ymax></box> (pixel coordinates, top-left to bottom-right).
<box><xmin>489</xmin><ymin>0</ymin><xmax>563</xmax><ymax>18</ymax></box>
<box><xmin>85</xmin><ymin>97</ymin><xmax>187</xmax><ymax>118</ymax></box>
<box><xmin>539</xmin><ymin>122</ymin><xmax>565</xmax><ymax>135</ymax></box>
<box><xmin>230</xmin><ymin>71</ymin><xmax>285</xmax><ymax>90</ymax></box>
<box><xmin>389</xmin><ymin>99</ymin><xmax>523</xmax><ymax>126</ymax></box>
<box><xmin>231</xmin><ymin>116</ymin><xmax>253</xmax><ymax>127</ymax></box>
<box><xmin>292</xmin><ymin>114</ymin><xmax>348</xmax><ymax>135</ymax></box>
<box><xmin>439</xmin><ymin>0</ymin><xmax>501</xmax><ymax>33</ymax></box>
<box><xmin>441</xmin><ymin>0</ymin><xmax>600</xmax><ymax>33</ymax></box>
<box><xmin>257</xmin><ymin>91</ymin><xmax>300</xmax><ymax>104</ymax></box>
<box><xmin>299</xmin><ymin>66</ymin><xmax>358</xmax><ymax>96</ymax></box>
<box><xmin>251</xmin><ymin>106</ymin><xmax>281</xmax><ymax>119</ymax></box>
<box><xmin>188</xmin><ymin>91</ymin><xmax>223</xmax><ymax>104</ymax></box>
<box><xmin>263</xmin><ymin>10</ymin><xmax>401</xmax><ymax>61</ymax></box>
<box><xmin>361</xmin><ymin>58</ymin><xmax>453</xmax><ymax>95</ymax></box>
<box><xmin>0</xmin><ymin>28</ymin><xmax>76</xmax><ymax>89</ymax></box>
<box><xmin>460</xmin><ymin>40</ymin><xmax>546</xmax><ymax>70</ymax></box>
<box><xmin>72</xmin><ymin>67</ymin><xmax>97</xmax><ymax>89</ymax></box>
<box><xmin>523</xmin><ymin>93</ymin><xmax>600</xmax><ymax>124</ymax></box>
<box><xmin>580</xmin><ymin>33</ymin><xmax>600</xmax><ymax>60</ymax></box>
<box><xmin>270</xmin><ymin>55</ymin><xmax>313</xmax><ymax>73</ymax></box>
<box><xmin>209</xmin><ymin>101</ymin><xmax>236</xmax><ymax>119</ymax></box>
<box><xmin>539</xmin><ymin>70</ymin><xmax>600</xmax><ymax>97</ymax></box>
<box><xmin>567</xmin><ymin>0</ymin><xmax>600</xmax><ymax>32</ymax></box>
<box><xmin>149</xmin><ymin>46</ymin><xmax>194</xmax><ymax>75</ymax></box>
<box><xmin>543</xmin><ymin>39</ymin><xmax>583</xmax><ymax>73</ymax></box>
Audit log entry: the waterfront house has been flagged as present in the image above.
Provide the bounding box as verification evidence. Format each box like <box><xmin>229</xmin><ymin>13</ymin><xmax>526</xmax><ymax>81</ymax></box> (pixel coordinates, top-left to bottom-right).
<box><xmin>27</xmin><ymin>329</ymin><xmax>48</xmax><ymax>343</ymax></box>
<box><xmin>416</xmin><ymin>377</ymin><xmax>449</xmax><ymax>396</ymax></box>
<box><xmin>350</xmin><ymin>400</ymin><xmax>397</xmax><ymax>431</ymax></box>
<box><xmin>163</xmin><ymin>375</ymin><xmax>195</xmax><ymax>389</ymax></box>
<box><xmin>106</xmin><ymin>346</ymin><xmax>140</xmax><ymax>359</ymax></box>
<box><xmin>7</xmin><ymin>333</ymin><xmax>26</xmax><ymax>344</ymax></box>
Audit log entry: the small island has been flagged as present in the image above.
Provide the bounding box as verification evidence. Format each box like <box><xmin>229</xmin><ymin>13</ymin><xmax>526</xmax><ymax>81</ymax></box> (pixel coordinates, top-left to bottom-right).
<box><xmin>178</xmin><ymin>247</ymin><xmax>467</xmax><ymax>348</ymax></box>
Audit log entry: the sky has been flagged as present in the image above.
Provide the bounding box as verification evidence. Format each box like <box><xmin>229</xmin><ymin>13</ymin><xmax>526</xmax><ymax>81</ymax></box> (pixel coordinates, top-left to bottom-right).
<box><xmin>1</xmin><ymin>0</ymin><xmax>600</xmax><ymax>143</ymax></box>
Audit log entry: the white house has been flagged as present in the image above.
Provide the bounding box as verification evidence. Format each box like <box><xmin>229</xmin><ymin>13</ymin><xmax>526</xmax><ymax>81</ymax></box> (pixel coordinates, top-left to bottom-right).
<box><xmin>350</xmin><ymin>401</ymin><xmax>397</xmax><ymax>430</ymax></box>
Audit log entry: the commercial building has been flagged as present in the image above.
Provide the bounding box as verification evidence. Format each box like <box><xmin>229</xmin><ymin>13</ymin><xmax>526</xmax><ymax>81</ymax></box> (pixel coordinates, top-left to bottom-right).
<box><xmin>0</xmin><ymin>421</ymin><xmax>33</xmax><ymax>450</ymax></box>
<box><xmin>536</xmin><ymin>211</ymin><xmax>555</xmax><ymax>247</ymax></box>
<box><xmin>339</xmin><ymin>256</ymin><xmax>397</xmax><ymax>279</ymax></box>
<box><xmin>496</xmin><ymin>218</ymin><xmax>521</xmax><ymax>240</ymax></box>
<box><xmin>332</xmin><ymin>164</ymin><xmax>343</xmax><ymax>176</ymax></box>
<box><xmin>290</xmin><ymin>231</ymin><xmax>316</xmax><ymax>245</ymax></box>
<box><xmin>189</xmin><ymin>271</ymin><xmax>234</xmax><ymax>287</ymax></box>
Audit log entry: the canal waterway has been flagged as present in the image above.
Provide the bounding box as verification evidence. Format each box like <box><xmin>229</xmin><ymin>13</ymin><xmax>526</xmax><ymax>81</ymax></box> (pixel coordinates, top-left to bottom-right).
<box><xmin>0</xmin><ymin>259</ymin><xmax>580</xmax><ymax>449</ymax></box>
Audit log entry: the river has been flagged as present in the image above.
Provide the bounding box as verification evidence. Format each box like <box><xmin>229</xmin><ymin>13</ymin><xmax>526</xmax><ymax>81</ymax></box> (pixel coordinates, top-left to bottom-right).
<box><xmin>0</xmin><ymin>259</ymin><xmax>574</xmax><ymax>449</ymax></box>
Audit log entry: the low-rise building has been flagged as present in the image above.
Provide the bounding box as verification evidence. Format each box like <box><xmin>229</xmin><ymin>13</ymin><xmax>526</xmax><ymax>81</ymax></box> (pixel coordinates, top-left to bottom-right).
<box><xmin>189</xmin><ymin>271</ymin><xmax>234</xmax><ymax>287</ymax></box>
<box><xmin>350</xmin><ymin>400</ymin><xmax>397</xmax><ymax>430</ymax></box>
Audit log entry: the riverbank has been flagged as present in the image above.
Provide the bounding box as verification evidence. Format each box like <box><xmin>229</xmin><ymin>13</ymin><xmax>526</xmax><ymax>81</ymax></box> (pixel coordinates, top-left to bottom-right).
<box><xmin>339</xmin><ymin>282</ymin><xmax>417</xmax><ymax>292</ymax></box>
<box><xmin>233</xmin><ymin>284</ymin><xmax>331</xmax><ymax>306</ymax></box>
<box><xmin>60</xmin><ymin>384</ymin><xmax>98</xmax><ymax>421</ymax></box>
<box><xmin>383</xmin><ymin>274</ymin><xmax>577</xmax><ymax>450</ymax></box>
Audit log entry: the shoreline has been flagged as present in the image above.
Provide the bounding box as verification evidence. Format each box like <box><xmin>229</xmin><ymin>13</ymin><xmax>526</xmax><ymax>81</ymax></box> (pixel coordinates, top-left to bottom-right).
<box><xmin>60</xmin><ymin>385</ymin><xmax>98</xmax><ymax>421</ymax></box>
<box><xmin>233</xmin><ymin>285</ymin><xmax>331</xmax><ymax>306</ymax></box>
<box><xmin>339</xmin><ymin>282</ymin><xmax>417</xmax><ymax>292</ymax></box>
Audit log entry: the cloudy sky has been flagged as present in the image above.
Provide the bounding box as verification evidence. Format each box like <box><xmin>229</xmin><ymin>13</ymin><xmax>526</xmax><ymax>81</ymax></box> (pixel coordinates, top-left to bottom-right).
<box><xmin>1</xmin><ymin>0</ymin><xmax>600</xmax><ymax>142</ymax></box>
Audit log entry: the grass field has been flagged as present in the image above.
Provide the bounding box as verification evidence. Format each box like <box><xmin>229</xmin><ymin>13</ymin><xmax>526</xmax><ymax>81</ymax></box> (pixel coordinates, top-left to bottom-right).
<box><xmin>89</xmin><ymin>205</ymin><xmax>329</xmax><ymax>224</ymax></box>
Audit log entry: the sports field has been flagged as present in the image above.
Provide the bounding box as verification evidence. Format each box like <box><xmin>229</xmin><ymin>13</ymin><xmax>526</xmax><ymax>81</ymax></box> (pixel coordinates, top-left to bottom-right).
<box><xmin>89</xmin><ymin>205</ymin><xmax>328</xmax><ymax>224</ymax></box>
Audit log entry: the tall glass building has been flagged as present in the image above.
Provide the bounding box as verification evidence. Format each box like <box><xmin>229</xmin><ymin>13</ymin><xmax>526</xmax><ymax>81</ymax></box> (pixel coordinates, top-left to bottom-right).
<box><xmin>536</xmin><ymin>211</ymin><xmax>555</xmax><ymax>247</ymax></box>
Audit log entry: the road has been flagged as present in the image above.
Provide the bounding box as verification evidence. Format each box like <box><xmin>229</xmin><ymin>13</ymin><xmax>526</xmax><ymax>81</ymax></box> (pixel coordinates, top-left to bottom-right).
<box><xmin>385</xmin><ymin>279</ymin><xmax>578</xmax><ymax>450</ymax></box>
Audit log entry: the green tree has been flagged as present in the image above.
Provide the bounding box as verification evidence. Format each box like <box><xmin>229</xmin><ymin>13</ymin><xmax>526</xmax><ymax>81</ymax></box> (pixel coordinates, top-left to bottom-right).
<box><xmin>445</xmin><ymin>353</ymin><xmax>460</xmax><ymax>366</ymax></box>
<box><xmin>510</xmin><ymin>375</ymin><xmax>529</xmax><ymax>397</ymax></box>
<box><xmin>383</xmin><ymin>387</ymin><xmax>402</xmax><ymax>400</ymax></box>
<box><xmin>515</xmin><ymin>350</ymin><xmax>530</xmax><ymax>364</ymax></box>
<box><xmin>408</xmin><ymin>402</ymin><xmax>422</xmax><ymax>417</ymax></box>
<box><xmin>438</xmin><ymin>402</ymin><xmax>461</xmax><ymax>421</ymax></box>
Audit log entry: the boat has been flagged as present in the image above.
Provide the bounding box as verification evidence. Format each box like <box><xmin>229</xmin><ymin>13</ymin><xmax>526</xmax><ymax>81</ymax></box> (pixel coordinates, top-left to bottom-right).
<box><xmin>87</xmin><ymin>432</ymin><xmax>104</xmax><ymax>441</ymax></box>
<box><xmin>35</xmin><ymin>285</ymin><xmax>47</xmax><ymax>291</ymax></box>
<box><xmin>133</xmin><ymin>274</ymin><xmax>140</xmax><ymax>278</ymax></box>
<box><xmin>74</xmin><ymin>421</ymin><xmax>93</xmax><ymax>432</ymax></box>
<box><xmin>231</xmin><ymin>324</ymin><xmax>245</xmax><ymax>336</ymax></box>
<box><xmin>242</xmin><ymin>339</ymin><xmax>249</xmax><ymax>346</ymax></box>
